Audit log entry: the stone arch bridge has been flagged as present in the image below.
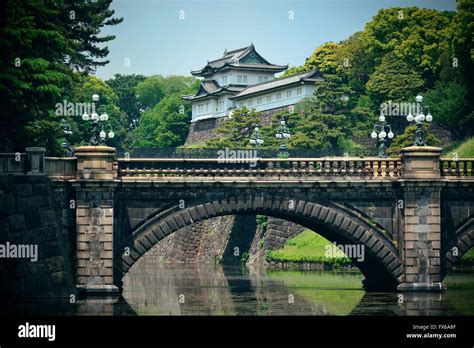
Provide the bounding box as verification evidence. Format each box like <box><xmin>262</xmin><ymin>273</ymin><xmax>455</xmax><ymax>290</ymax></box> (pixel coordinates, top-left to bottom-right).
<box><xmin>31</xmin><ymin>146</ymin><xmax>474</xmax><ymax>294</ymax></box>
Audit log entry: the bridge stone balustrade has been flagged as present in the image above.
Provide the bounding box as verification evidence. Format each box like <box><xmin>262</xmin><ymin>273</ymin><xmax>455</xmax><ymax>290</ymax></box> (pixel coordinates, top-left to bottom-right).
<box><xmin>23</xmin><ymin>145</ymin><xmax>474</xmax><ymax>296</ymax></box>
<box><xmin>117</xmin><ymin>157</ymin><xmax>403</xmax><ymax>179</ymax></box>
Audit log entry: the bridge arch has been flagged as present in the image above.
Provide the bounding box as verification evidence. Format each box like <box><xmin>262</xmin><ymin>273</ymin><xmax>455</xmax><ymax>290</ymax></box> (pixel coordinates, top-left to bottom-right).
<box><xmin>444</xmin><ymin>217</ymin><xmax>474</xmax><ymax>274</ymax></box>
<box><xmin>119</xmin><ymin>195</ymin><xmax>403</xmax><ymax>291</ymax></box>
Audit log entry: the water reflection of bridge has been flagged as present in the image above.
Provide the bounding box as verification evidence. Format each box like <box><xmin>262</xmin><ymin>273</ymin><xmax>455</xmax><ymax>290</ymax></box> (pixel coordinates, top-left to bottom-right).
<box><xmin>92</xmin><ymin>263</ymin><xmax>465</xmax><ymax>316</ymax></box>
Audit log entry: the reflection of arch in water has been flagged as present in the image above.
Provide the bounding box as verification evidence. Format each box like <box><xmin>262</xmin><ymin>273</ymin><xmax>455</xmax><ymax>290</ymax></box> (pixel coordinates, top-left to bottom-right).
<box><xmin>121</xmin><ymin>195</ymin><xmax>403</xmax><ymax>291</ymax></box>
<box><xmin>350</xmin><ymin>292</ymin><xmax>459</xmax><ymax>316</ymax></box>
<box><xmin>122</xmin><ymin>263</ymin><xmax>236</xmax><ymax>315</ymax></box>
<box><xmin>262</xmin><ymin>270</ymin><xmax>365</xmax><ymax>315</ymax></box>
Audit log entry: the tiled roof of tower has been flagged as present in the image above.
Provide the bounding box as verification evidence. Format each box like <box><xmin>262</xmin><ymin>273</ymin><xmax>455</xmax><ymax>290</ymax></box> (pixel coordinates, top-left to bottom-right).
<box><xmin>191</xmin><ymin>44</ymin><xmax>288</xmax><ymax>76</ymax></box>
<box><xmin>229</xmin><ymin>69</ymin><xmax>323</xmax><ymax>100</ymax></box>
<box><xmin>182</xmin><ymin>79</ymin><xmax>247</xmax><ymax>101</ymax></box>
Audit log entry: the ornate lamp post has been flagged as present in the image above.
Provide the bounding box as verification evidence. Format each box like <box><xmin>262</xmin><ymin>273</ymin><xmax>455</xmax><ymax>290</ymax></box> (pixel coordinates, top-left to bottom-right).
<box><xmin>249</xmin><ymin>125</ymin><xmax>264</xmax><ymax>157</ymax></box>
<box><xmin>275</xmin><ymin>116</ymin><xmax>291</xmax><ymax>157</ymax></box>
<box><xmin>371</xmin><ymin>114</ymin><xmax>394</xmax><ymax>158</ymax></box>
<box><xmin>60</xmin><ymin>118</ymin><xmax>74</xmax><ymax>156</ymax></box>
<box><xmin>81</xmin><ymin>93</ymin><xmax>114</xmax><ymax>145</ymax></box>
<box><xmin>406</xmin><ymin>94</ymin><xmax>433</xmax><ymax>146</ymax></box>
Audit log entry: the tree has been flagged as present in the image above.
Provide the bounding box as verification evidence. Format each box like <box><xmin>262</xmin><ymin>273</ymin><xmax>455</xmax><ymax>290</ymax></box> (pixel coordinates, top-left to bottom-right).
<box><xmin>205</xmin><ymin>107</ymin><xmax>261</xmax><ymax>148</ymax></box>
<box><xmin>136</xmin><ymin>75</ymin><xmax>197</xmax><ymax>111</ymax></box>
<box><xmin>366</xmin><ymin>53</ymin><xmax>425</xmax><ymax>105</ymax></box>
<box><xmin>132</xmin><ymin>94</ymin><xmax>192</xmax><ymax>148</ymax></box>
<box><xmin>282</xmin><ymin>42</ymin><xmax>339</xmax><ymax>77</ymax></box>
<box><xmin>424</xmin><ymin>81</ymin><xmax>473</xmax><ymax>139</ymax></box>
<box><xmin>360</xmin><ymin>7</ymin><xmax>452</xmax><ymax>86</ymax></box>
<box><xmin>58</xmin><ymin>0</ymin><xmax>123</xmax><ymax>73</ymax></box>
<box><xmin>136</xmin><ymin>76</ymin><xmax>165</xmax><ymax>110</ymax></box>
<box><xmin>288</xmin><ymin>99</ymin><xmax>349</xmax><ymax>150</ymax></box>
<box><xmin>0</xmin><ymin>0</ymin><xmax>121</xmax><ymax>152</ymax></box>
<box><xmin>62</xmin><ymin>75</ymin><xmax>128</xmax><ymax>150</ymax></box>
<box><xmin>106</xmin><ymin>74</ymin><xmax>146</xmax><ymax>128</ymax></box>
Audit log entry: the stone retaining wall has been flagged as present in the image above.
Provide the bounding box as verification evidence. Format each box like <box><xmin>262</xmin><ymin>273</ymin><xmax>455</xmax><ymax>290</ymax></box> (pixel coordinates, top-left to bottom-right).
<box><xmin>142</xmin><ymin>215</ymin><xmax>235</xmax><ymax>264</ymax></box>
<box><xmin>0</xmin><ymin>175</ymin><xmax>75</xmax><ymax>297</ymax></box>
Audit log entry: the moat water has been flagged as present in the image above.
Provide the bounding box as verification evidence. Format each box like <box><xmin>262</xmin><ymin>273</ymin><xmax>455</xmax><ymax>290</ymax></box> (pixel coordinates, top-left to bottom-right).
<box><xmin>3</xmin><ymin>262</ymin><xmax>474</xmax><ymax>316</ymax></box>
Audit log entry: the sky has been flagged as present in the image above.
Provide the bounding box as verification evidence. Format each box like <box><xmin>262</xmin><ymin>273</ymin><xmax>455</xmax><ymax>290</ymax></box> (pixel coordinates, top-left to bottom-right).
<box><xmin>95</xmin><ymin>0</ymin><xmax>457</xmax><ymax>80</ymax></box>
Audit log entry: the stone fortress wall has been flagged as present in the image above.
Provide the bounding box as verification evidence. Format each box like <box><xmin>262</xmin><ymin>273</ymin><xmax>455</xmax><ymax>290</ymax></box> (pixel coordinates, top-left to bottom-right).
<box><xmin>0</xmin><ymin>169</ymin><xmax>75</xmax><ymax>297</ymax></box>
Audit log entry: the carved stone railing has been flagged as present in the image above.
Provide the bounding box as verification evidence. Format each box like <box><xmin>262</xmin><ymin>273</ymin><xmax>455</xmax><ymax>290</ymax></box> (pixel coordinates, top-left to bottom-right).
<box><xmin>45</xmin><ymin>157</ymin><xmax>77</xmax><ymax>179</ymax></box>
<box><xmin>117</xmin><ymin>157</ymin><xmax>403</xmax><ymax>179</ymax></box>
<box><xmin>0</xmin><ymin>153</ymin><xmax>25</xmax><ymax>174</ymax></box>
<box><xmin>440</xmin><ymin>158</ymin><xmax>474</xmax><ymax>177</ymax></box>
<box><xmin>2</xmin><ymin>147</ymin><xmax>473</xmax><ymax>181</ymax></box>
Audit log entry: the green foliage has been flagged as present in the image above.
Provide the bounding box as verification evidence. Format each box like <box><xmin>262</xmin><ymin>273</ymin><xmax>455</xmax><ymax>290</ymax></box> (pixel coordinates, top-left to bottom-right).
<box><xmin>365</xmin><ymin>53</ymin><xmax>425</xmax><ymax>105</ymax></box>
<box><xmin>61</xmin><ymin>75</ymin><xmax>128</xmax><ymax>151</ymax></box>
<box><xmin>106</xmin><ymin>74</ymin><xmax>146</xmax><ymax>128</ymax></box>
<box><xmin>359</xmin><ymin>7</ymin><xmax>452</xmax><ymax>85</ymax></box>
<box><xmin>204</xmin><ymin>107</ymin><xmax>261</xmax><ymax>148</ymax></box>
<box><xmin>450</xmin><ymin>0</ymin><xmax>474</xmax><ymax>83</ymax></box>
<box><xmin>267</xmin><ymin>230</ymin><xmax>351</xmax><ymax>265</ymax></box>
<box><xmin>282</xmin><ymin>42</ymin><xmax>339</xmax><ymax>77</ymax></box>
<box><xmin>136</xmin><ymin>75</ymin><xmax>197</xmax><ymax>111</ymax></box>
<box><xmin>461</xmin><ymin>248</ymin><xmax>474</xmax><ymax>265</ymax></box>
<box><xmin>136</xmin><ymin>76</ymin><xmax>165</xmax><ymax>110</ymax></box>
<box><xmin>131</xmin><ymin>78</ymin><xmax>197</xmax><ymax>148</ymax></box>
<box><xmin>424</xmin><ymin>81</ymin><xmax>473</xmax><ymax>139</ymax></box>
<box><xmin>256</xmin><ymin>215</ymin><xmax>268</xmax><ymax>230</ymax></box>
<box><xmin>449</xmin><ymin>137</ymin><xmax>474</xmax><ymax>158</ymax></box>
<box><xmin>24</xmin><ymin>117</ymin><xmax>64</xmax><ymax>156</ymax></box>
<box><xmin>387</xmin><ymin>125</ymin><xmax>442</xmax><ymax>155</ymax></box>
<box><xmin>132</xmin><ymin>94</ymin><xmax>192</xmax><ymax>148</ymax></box>
<box><xmin>280</xmin><ymin>3</ymin><xmax>474</xmax><ymax>150</ymax></box>
<box><xmin>240</xmin><ymin>252</ymin><xmax>250</xmax><ymax>264</ymax></box>
<box><xmin>0</xmin><ymin>0</ymin><xmax>121</xmax><ymax>152</ymax></box>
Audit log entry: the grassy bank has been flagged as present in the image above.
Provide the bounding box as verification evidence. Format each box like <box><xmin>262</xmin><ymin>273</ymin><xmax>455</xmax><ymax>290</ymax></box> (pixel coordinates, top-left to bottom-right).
<box><xmin>443</xmin><ymin>137</ymin><xmax>474</xmax><ymax>157</ymax></box>
<box><xmin>267</xmin><ymin>230</ymin><xmax>351</xmax><ymax>265</ymax></box>
<box><xmin>268</xmin><ymin>229</ymin><xmax>474</xmax><ymax>266</ymax></box>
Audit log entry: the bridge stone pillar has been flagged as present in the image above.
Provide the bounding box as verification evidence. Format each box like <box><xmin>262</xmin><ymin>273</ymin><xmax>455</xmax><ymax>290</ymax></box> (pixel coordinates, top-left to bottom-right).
<box><xmin>398</xmin><ymin>146</ymin><xmax>444</xmax><ymax>292</ymax></box>
<box><xmin>73</xmin><ymin>146</ymin><xmax>119</xmax><ymax>296</ymax></box>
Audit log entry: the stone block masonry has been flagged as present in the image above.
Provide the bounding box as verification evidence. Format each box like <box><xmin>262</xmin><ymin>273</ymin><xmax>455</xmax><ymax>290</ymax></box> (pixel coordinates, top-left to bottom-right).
<box><xmin>73</xmin><ymin>146</ymin><xmax>119</xmax><ymax>295</ymax></box>
<box><xmin>398</xmin><ymin>146</ymin><xmax>444</xmax><ymax>291</ymax></box>
<box><xmin>0</xmin><ymin>175</ymin><xmax>75</xmax><ymax>297</ymax></box>
<box><xmin>74</xmin><ymin>186</ymin><xmax>116</xmax><ymax>289</ymax></box>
